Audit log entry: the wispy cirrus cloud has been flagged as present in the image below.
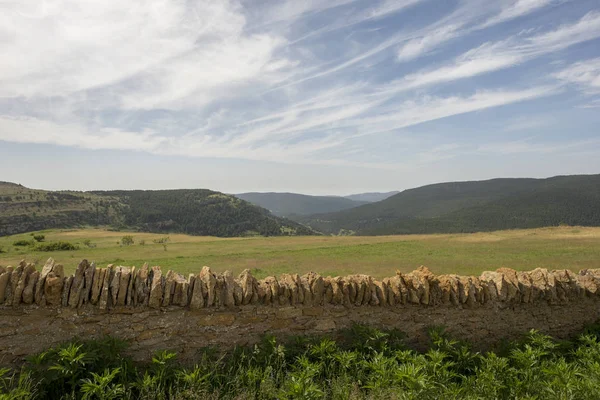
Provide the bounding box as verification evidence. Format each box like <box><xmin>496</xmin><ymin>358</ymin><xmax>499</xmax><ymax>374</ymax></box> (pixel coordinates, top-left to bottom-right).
<box><xmin>396</xmin><ymin>0</ymin><xmax>566</xmax><ymax>62</ymax></box>
<box><xmin>553</xmin><ymin>57</ymin><xmax>600</xmax><ymax>93</ymax></box>
<box><xmin>391</xmin><ymin>11</ymin><xmax>600</xmax><ymax>91</ymax></box>
<box><xmin>0</xmin><ymin>0</ymin><xmax>599</xmax><ymax>184</ymax></box>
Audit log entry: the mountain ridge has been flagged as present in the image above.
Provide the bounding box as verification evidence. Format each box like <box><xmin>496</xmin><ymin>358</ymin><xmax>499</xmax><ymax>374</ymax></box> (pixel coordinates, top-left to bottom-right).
<box><xmin>297</xmin><ymin>174</ymin><xmax>600</xmax><ymax>235</ymax></box>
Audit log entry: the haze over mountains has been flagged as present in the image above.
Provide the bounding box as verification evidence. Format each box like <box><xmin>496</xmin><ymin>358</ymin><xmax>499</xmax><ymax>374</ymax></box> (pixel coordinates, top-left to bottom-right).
<box><xmin>1</xmin><ymin>174</ymin><xmax>600</xmax><ymax>237</ymax></box>
<box><xmin>234</xmin><ymin>191</ymin><xmax>398</xmax><ymax>217</ymax></box>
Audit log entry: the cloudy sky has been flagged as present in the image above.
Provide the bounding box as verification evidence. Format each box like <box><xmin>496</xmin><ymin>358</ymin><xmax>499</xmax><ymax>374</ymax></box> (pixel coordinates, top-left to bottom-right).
<box><xmin>1</xmin><ymin>0</ymin><xmax>599</xmax><ymax>195</ymax></box>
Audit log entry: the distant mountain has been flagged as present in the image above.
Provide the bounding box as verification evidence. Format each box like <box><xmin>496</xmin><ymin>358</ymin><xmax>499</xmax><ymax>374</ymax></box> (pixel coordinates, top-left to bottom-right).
<box><xmin>343</xmin><ymin>191</ymin><xmax>400</xmax><ymax>203</ymax></box>
<box><xmin>0</xmin><ymin>183</ymin><xmax>314</xmax><ymax>237</ymax></box>
<box><xmin>298</xmin><ymin>174</ymin><xmax>600</xmax><ymax>235</ymax></box>
<box><xmin>235</xmin><ymin>192</ymin><xmax>368</xmax><ymax>217</ymax></box>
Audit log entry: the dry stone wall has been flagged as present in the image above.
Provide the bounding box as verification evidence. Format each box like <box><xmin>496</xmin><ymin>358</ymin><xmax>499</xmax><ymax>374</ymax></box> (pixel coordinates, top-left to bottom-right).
<box><xmin>2</xmin><ymin>258</ymin><xmax>600</xmax><ymax>366</ymax></box>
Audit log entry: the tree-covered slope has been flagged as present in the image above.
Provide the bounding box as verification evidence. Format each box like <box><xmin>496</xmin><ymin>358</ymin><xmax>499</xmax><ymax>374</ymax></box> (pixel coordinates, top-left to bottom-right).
<box><xmin>97</xmin><ymin>189</ymin><xmax>314</xmax><ymax>237</ymax></box>
<box><xmin>300</xmin><ymin>174</ymin><xmax>600</xmax><ymax>235</ymax></box>
<box><xmin>0</xmin><ymin>183</ymin><xmax>314</xmax><ymax>237</ymax></box>
<box><xmin>235</xmin><ymin>192</ymin><xmax>368</xmax><ymax>217</ymax></box>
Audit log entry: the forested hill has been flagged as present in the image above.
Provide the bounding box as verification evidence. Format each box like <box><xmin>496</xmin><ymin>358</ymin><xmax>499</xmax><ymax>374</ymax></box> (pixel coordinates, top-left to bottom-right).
<box><xmin>235</xmin><ymin>192</ymin><xmax>368</xmax><ymax>217</ymax></box>
<box><xmin>0</xmin><ymin>183</ymin><xmax>314</xmax><ymax>237</ymax></box>
<box><xmin>298</xmin><ymin>174</ymin><xmax>600</xmax><ymax>235</ymax></box>
<box><xmin>95</xmin><ymin>190</ymin><xmax>314</xmax><ymax>237</ymax></box>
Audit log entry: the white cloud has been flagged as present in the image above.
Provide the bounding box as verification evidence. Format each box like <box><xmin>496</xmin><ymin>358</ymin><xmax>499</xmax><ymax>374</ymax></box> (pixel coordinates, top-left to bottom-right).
<box><xmin>553</xmin><ymin>57</ymin><xmax>600</xmax><ymax>94</ymax></box>
<box><xmin>478</xmin><ymin>0</ymin><xmax>556</xmax><ymax>29</ymax></box>
<box><xmin>0</xmin><ymin>0</ymin><xmax>598</xmax><ymax>180</ymax></box>
<box><xmin>0</xmin><ymin>0</ymin><xmax>289</xmax><ymax>109</ymax></box>
<box><xmin>396</xmin><ymin>0</ymin><xmax>561</xmax><ymax>62</ymax></box>
<box><xmin>391</xmin><ymin>12</ymin><xmax>600</xmax><ymax>91</ymax></box>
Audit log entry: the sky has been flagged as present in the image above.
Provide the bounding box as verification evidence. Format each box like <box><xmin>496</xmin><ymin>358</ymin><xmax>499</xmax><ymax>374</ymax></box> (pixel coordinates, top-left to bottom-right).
<box><xmin>1</xmin><ymin>0</ymin><xmax>600</xmax><ymax>195</ymax></box>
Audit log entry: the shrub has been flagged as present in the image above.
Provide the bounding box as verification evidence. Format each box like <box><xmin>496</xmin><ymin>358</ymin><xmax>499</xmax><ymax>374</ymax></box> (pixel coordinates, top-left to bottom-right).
<box><xmin>13</xmin><ymin>239</ymin><xmax>34</xmax><ymax>247</ymax></box>
<box><xmin>37</xmin><ymin>241</ymin><xmax>79</xmax><ymax>252</ymax></box>
<box><xmin>33</xmin><ymin>234</ymin><xmax>45</xmax><ymax>242</ymax></box>
<box><xmin>152</xmin><ymin>237</ymin><xmax>170</xmax><ymax>244</ymax></box>
<box><xmin>82</xmin><ymin>239</ymin><xmax>96</xmax><ymax>248</ymax></box>
<box><xmin>139</xmin><ymin>240</ymin><xmax>145</xmax><ymax>246</ymax></box>
<box><xmin>121</xmin><ymin>236</ymin><xmax>134</xmax><ymax>246</ymax></box>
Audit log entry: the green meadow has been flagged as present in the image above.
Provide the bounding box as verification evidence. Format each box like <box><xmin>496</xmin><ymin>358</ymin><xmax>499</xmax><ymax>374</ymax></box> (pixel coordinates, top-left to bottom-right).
<box><xmin>1</xmin><ymin>226</ymin><xmax>600</xmax><ymax>278</ymax></box>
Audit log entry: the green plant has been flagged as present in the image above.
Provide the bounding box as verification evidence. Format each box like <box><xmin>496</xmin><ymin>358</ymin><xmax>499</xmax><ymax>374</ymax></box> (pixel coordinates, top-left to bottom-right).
<box><xmin>13</xmin><ymin>239</ymin><xmax>34</xmax><ymax>247</ymax></box>
<box><xmin>7</xmin><ymin>324</ymin><xmax>600</xmax><ymax>399</ymax></box>
<box><xmin>80</xmin><ymin>368</ymin><xmax>124</xmax><ymax>400</ymax></box>
<box><xmin>36</xmin><ymin>241</ymin><xmax>79</xmax><ymax>252</ymax></box>
<box><xmin>139</xmin><ymin>239</ymin><xmax>145</xmax><ymax>246</ymax></box>
<box><xmin>120</xmin><ymin>236</ymin><xmax>134</xmax><ymax>246</ymax></box>
<box><xmin>152</xmin><ymin>237</ymin><xmax>170</xmax><ymax>244</ymax></box>
<box><xmin>33</xmin><ymin>234</ymin><xmax>45</xmax><ymax>242</ymax></box>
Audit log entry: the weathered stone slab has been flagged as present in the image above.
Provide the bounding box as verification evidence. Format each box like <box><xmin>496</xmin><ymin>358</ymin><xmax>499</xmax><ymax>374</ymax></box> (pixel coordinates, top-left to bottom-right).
<box><xmin>22</xmin><ymin>271</ymin><xmax>39</xmax><ymax>304</ymax></box>
<box><xmin>199</xmin><ymin>267</ymin><xmax>216</xmax><ymax>307</ymax></box>
<box><xmin>34</xmin><ymin>258</ymin><xmax>55</xmax><ymax>305</ymax></box>
<box><xmin>171</xmin><ymin>273</ymin><xmax>189</xmax><ymax>307</ymax></box>
<box><xmin>68</xmin><ymin>260</ymin><xmax>89</xmax><ymax>308</ymax></box>
<box><xmin>77</xmin><ymin>262</ymin><xmax>95</xmax><ymax>307</ymax></box>
<box><xmin>116</xmin><ymin>267</ymin><xmax>132</xmax><ymax>306</ymax></box>
<box><xmin>148</xmin><ymin>266</ymin><xmax>163</xmax><ymax>309</ymax></box>
<box><xmin>99</xmin><ymin>265</ymin><xmax>114</xmax><ymax>310</ymax></box>
<box><xmin>237</xmin><ymin>270</ymin><xmax>254</xmax><ymax>306</ymax></box>
<box><xmin>190</xmin><ymin>273</ymin><xmax>205</xmax><ymax>310</ymax></box>
<box><xmin>0</xmin><ymin>271</ymin><xmax>10</xmax><ymax>305</ymax></box>
<box><xmin>44</xmin><ymin>273</ymin><xmax>63</xmax><ymax>306</ymax></box>
<box><xmin>61</xmin><ymin>275</ymin><xmax>73</xmax><ymax>307</ymax></box>
<box><xmin>6</xmin><ymin>262</ymin><xmax>24</xmax><ymax>306</ymax></box>
<box><xmin>133</xmin><ymin>263</ymin><xmax>150</xmax><ymax>306</ymax></box>
<box><xmin>90</xmin><ymin>268</ymin><xmax>106</xmax><ymax>305</ymax></box>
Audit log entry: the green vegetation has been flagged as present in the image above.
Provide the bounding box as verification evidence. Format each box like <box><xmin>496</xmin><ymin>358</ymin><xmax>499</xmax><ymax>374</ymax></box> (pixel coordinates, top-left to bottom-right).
<box><xmin>0</xmin><ymin>182</ymin><xmax>313</xmax><ymax>238</ymax></box>
<box><xmin>120</xmin><ymin>236</ymin><xmax>134</xmax><ymax>246</ymax></box>
<box><xmin>2</xmin><ymin>226</ymin><xmax>600</xmax><ymax>278</ymax></box>
<box><xmin>13</xmin><ymin>239</ymin><xmax>34</xmax><ymax>247</ymax></box>
<box><xmin>36</xmin><ymin>241</ymin><xmax>79</xmax><ymax>252</ymax></box>
<box><xmin>298</xmin><ymin>174</ymin><xmax>600</xmax><ymax>235</ymax></box>
<box><xmin>3</xmin><ymin>325</ymin><xmax>600</xmax><ymax>399</ymax></box>
<box><xmin>235</xmin><ymin>192</ymin><xmax>368</xmax><ymax>217</ymax></box>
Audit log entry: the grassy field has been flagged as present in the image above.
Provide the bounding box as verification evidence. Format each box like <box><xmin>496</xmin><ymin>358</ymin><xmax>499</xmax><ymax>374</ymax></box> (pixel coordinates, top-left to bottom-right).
<box><xmin>1</xmin><ymin>226</ymin><xmax>600</xmax><ymax>278</ymax></box>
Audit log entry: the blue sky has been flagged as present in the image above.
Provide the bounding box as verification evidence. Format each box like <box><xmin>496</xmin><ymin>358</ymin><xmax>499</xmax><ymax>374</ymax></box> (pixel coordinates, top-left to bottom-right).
<box><xmin>1</xmin><ymin>0</ymin><xmax>599</xmax><ymax>195</ymax></box>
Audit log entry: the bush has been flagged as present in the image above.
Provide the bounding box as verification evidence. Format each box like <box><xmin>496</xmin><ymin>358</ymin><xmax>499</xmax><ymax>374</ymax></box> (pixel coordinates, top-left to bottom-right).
<box><xmin>152</xmin><ymin>237</ymin><xmax>170</xmax><ymax>244</ymax></box>
<box><xmin>13</xmin><ymin>239</ymin><xmax>34</xmax><ymax>247</ymax></box>
<box><xmin>82</xmin><ymin>239</ymin><xmax>96</xmax><ymax>248</ymax></box>
<box><xmin>121</xmin><ymin>236</ymin><xmax>134</xmax><ymax>246</ymax></box>
<box><xmin>36</xmin><ymin>241</ymin><xmax>79</xmax><ymax>252</ymax></box>
<box><xmin>33</xmin><ymin>234</ymin><xmax>45</xmax><ymax>242</ymax></box>
<box><xmin>139</xmin><ymin>239</ymin><xmax>145</xmax><ymax>246</ymax></box>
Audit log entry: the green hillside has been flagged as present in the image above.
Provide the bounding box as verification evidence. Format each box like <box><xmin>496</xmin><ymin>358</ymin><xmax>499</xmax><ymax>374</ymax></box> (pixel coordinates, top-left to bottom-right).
<box><xmin>299</xmin><ymin>174</ymin><xmax>600</xmax><ymax>235</ymax></box>
<box><xmin>235</xmin><ymin>192</ymin><xmax>368</xmax><ymax>217</ymax></box>
<box><xmin>0</xmin><ymin>183</ymin><xmax>313</xmax><ymax>237</ymax></box>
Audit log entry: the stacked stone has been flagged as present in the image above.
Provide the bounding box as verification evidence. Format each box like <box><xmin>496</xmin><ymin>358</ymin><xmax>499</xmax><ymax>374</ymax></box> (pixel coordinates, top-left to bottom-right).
<box><xmin>2</xmin><ymin>258</ymin><xmax>600</xmax><ymax>310</ymax></box>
